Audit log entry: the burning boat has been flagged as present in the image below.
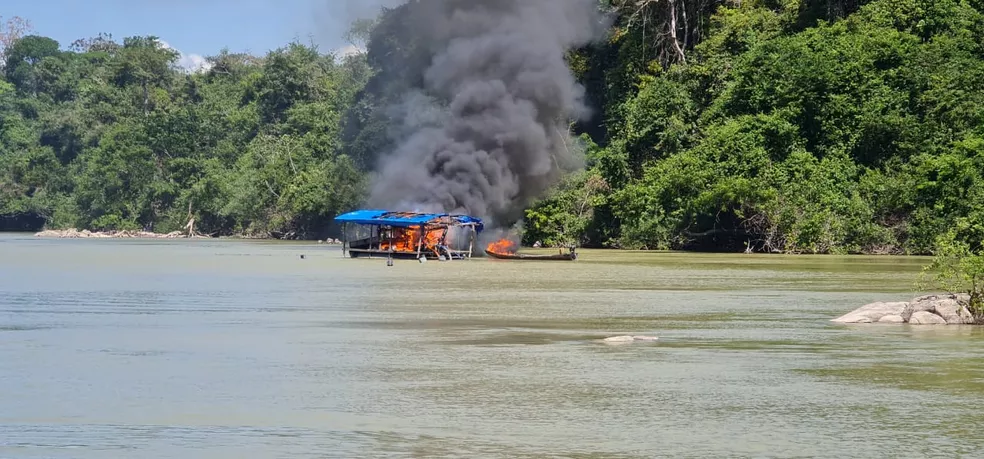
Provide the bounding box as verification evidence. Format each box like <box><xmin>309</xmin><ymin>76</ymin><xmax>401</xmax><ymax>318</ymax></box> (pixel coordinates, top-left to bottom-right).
<box><xmin>485</xmin><ymin>238</ymin><xmax>578</xmax><ymax>261</ymax></box>
<box><xmin>334</xmin><ymin>210</ymin><xmax>484</xmax><ymax>260</ymax></box>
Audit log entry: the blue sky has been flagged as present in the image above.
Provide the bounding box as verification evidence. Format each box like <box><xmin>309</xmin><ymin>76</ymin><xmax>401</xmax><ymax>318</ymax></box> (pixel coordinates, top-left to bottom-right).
<box><xmin>4</xmin><ymin>0</ymin><xmax>397</xmax><ymax>69</ymax></box>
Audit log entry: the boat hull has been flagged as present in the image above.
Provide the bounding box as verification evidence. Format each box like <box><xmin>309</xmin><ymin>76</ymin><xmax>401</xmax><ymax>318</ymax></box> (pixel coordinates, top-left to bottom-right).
<box><xmin>484</xmin><ymin>250</ymin><xmax>577</xmax><ymax>261</ymax></box>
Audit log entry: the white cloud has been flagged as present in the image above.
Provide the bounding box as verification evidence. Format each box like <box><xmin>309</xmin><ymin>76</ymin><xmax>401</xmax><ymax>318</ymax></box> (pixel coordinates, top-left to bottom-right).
<box><xmin>177</xmin><ymin>53</ymin><xmax>211</xmax><ymax>73</ymax></box>
<box><xmin>155</xmin><ymin>39</ymin><xmax>213</xmax><ymax>74</ymax></box>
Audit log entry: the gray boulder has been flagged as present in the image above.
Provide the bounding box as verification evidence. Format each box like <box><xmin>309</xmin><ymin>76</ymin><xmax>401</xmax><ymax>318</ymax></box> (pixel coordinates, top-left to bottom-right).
<box><xmin>831</xmin><ymin>302</ymin><xmax>908</xmax><ymax>323</ymax></box>
<box><xmin>878</xmin><ymin>315</ymin><xmax>905</xmax><ymax>323</ymax></box>
<box><xmin>933</xmin><ymin>299</ymin><xmax>975</xmax><ymax>324</ymax></box>
<box><xmin>901</xmin><ymin>296</ymin><xmax>943</xmax><ymax>322</ymax></box>
<box><xmin>835</xmin><ymin>293</ymin><xmax>980</xmax><ymax>325</ymax></box>
<box><xmin>909</xmin><ymin>310</ymin><xmax>948</xmax><ymax>325</ymax></box>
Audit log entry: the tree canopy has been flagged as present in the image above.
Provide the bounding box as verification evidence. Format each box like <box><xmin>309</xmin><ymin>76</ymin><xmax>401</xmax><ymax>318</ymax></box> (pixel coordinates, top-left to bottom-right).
<box><xmin>526</xmin><ymin>0</ymin><xmax>984</xmax><ymax>254</ymax></box>
<box><xmin>0</xmin><ymin>34</ymin><xmax>368</xmax><ymax>239</ymax></box>
<box><xmin>2</xmin><ymin>0</ymin><xmax>983</xmax><ymax>254</ymax></box>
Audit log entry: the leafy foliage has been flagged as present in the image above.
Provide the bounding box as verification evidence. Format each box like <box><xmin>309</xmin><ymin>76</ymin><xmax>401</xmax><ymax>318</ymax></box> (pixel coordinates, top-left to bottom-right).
<box><xmin>3</xmin><ymin>0</ymin><xmax>984</xmax><ymax>249</ymax></box>
<box><xmin>922</xmin><ymin>228</ymin><xmax>984</xmax><ymax>320</ymax></box>
<box><xmin>529</xmin><ymin>0</ymin><xmax>984</xmax><ymax>254</ymax></box>
<box><xmin>0</xmin><ymin>35</ymin><xmax>368</xmax><ymax>238</ymax></box>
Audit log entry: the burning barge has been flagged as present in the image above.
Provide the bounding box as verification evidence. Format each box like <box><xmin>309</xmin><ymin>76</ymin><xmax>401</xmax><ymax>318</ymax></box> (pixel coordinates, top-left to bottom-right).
<box><xmin>333</xmin><ymin>209</ymin><xmax>578</xmax><ymax>262</ymax></box>
<box><xmin>334</xmin><ymin>210</ymin><xmax>484</xmax><ymax>260</ymax></box>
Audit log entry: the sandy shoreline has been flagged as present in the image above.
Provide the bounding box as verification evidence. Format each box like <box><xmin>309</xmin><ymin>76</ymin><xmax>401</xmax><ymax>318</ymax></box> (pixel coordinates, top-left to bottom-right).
<box><xmin>32</xmin><ymin>228</ymin><xmax>344</xmax><ymax>244</ymax></box>
<box><xmin>34</xmin><ymin>228</ymin><xmax>208</xmax><ymax>239</ymax></box>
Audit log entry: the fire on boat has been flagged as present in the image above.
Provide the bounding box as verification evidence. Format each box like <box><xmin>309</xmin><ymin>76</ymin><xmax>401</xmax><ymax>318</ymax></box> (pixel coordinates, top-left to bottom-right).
<box><xmin>334</xmin><ymin>210</ymin><xmax>484</xmax><ymax>261</ymax></box>
<box><xmin>484</xmin><ymin>239</ymin><xmax>578</xmax><ymax>261</ymax></box>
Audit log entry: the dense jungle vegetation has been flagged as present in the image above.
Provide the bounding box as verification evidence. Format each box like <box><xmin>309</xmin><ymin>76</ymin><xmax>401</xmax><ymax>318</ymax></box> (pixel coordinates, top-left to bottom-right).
<box><xmin>2</xmin><ymin>0</ymin><xmax>984</xmax><ymax>255</ymax></box>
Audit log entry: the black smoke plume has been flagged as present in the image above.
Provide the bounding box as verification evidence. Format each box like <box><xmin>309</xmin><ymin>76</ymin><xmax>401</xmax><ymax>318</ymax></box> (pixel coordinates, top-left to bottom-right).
<box><xmin>366</xmin><ymin>0</ymin><xmax>609</xmax><ymax>230</ymax></box>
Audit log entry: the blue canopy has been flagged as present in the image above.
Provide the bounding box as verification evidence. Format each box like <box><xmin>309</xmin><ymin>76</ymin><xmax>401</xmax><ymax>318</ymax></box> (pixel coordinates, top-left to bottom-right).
<box><xmin>334</xmin><ymin>209</ymin><xmax>484</xmax><ymax>233</ymax></box>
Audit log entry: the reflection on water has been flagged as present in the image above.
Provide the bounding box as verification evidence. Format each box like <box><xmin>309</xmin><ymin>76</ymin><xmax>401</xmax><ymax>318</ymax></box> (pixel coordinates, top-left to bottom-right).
<box><xmin>1</xmin><ymin>233</ymin><xmax>983</xmax><ymax>458</ymax></box>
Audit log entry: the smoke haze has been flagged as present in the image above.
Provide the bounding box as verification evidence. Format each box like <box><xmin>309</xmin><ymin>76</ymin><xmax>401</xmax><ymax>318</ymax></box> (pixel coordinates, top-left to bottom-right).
<box><xmin>312</xmin><ymin>0</ymin><xmax>405</xmax><ymax>51</ymax></box>
<box><xmin>366</xmin><ymin>0</ymin><xmax>609</xmax><ymax>230</ymax></box>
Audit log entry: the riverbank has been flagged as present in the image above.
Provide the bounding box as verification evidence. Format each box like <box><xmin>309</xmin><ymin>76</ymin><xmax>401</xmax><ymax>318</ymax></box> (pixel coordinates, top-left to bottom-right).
<box><xmin>32</xmin><ymin>228</ymin><xmax>344</xmax><ymax>244</ymax></box>
<box><xmin>21</xmin><ymin>229</ymin><xmax>937</xmax><ymax>254</ymax></box>
<box><xmin>34</xmin><ymin>228</ymin><xmax>202</xmax><ymax>239</ymax></box>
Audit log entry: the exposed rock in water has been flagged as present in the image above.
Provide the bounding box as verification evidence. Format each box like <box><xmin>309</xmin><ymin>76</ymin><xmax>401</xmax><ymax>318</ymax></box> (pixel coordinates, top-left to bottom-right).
<box><xmin>35</xmin><ymin>228</ymin><xmax>209</xmax><ymax>239</ymax></box>
<box><xmin>832</xmin><ymin>293</ymin><xmax>977</xmax><ymax>325</ymax></box>
<box><xmin>830</xmin><ymin>302</ymin><xmax>908</xmax><ymax>324</ymax></box>
<box><xmin>909</xmin><ymin>311</ymin><xmax>948</xmax><ymax>325</ymax></box>
<box><xmin>934</xmin><ymin>300</ymin><xmax>975</xmax><ymax>324</ymax></box>
<box><xmin>601</xmin><ymin>335</ymin><xmax>659</xmax><ymax>344</ymax></box>
<box><xmin>901</xmin><ymin>296</ymin><xmax>944</xmax><ymax>322</ymax></box>
<box><xmin>878</xmin><ymin>315</ymin><xmax>905</xmax><ymax>324</ymax></box>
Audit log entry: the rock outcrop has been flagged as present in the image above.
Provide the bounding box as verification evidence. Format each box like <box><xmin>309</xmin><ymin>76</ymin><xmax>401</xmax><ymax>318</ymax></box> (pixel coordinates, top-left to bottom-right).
<box><xmin>601</xmin><ymin>335</ymin><xmax>659</xmax><ymax>344</ymax></box>
<box><xmin>877</xmin><ymin>315</ymin><xmax>905</xmax><ymax>323</ymax></box>
<box><xmin>832</xmin><ymin>293</ymin><xmax>977</xmax><ymax>325</ymax></box>
<box><xmin>908</xmin><ymin>311</ymin><xmax>948</xmax><ymax>325</ymax></box>
<box><xmin>830</xmin><ymin>302</ymin><xmax>909</xmax><ymax>324</ymax></box>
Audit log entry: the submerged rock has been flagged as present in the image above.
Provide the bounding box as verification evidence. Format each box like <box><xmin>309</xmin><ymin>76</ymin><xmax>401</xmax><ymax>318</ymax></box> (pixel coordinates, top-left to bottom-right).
<box><xmin>833</xmin><ymin>293</ymin><xmax>979</xmax><ymax>325</ymax></box>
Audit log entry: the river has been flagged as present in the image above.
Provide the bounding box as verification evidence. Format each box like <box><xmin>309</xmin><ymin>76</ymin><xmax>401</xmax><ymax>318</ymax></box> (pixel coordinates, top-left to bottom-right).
<box><xmin>1</xmin><ymin>233</ymin><xmax>983</xmax><ymax>458</ymax></box>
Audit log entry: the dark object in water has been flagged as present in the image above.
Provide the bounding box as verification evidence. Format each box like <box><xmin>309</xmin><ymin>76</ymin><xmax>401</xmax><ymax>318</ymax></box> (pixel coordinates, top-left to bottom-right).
<box><xmin>485</xmin><ymin>246</ymin><xmax>577</xmax><ymax>261</ymax></box>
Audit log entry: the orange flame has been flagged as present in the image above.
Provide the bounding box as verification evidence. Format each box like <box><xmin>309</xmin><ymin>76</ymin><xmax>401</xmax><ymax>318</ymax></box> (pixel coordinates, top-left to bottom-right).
<box><xmin>486</xmin><ymin>238</ymin><xmax>518</xmax><ymax>255</ymax></box>
<box><xmin>379</xmin><ymin>227</ymin><xmax>446</xmax><ymax>255</ymax></box>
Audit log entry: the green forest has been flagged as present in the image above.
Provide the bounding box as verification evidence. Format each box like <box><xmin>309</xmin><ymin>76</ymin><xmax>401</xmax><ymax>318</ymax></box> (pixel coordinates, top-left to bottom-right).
<box><xmin>2</xmin><ymin>0</ymin><xmax>984</xmax><ymax>255</ymax></box>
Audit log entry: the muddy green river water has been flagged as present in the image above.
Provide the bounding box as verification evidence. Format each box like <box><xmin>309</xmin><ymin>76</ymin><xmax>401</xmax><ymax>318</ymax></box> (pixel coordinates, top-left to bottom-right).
<box><xmin>2</xmin><ymin>233</ymin><xmax>984</xmax><ymax>458</ymax></box>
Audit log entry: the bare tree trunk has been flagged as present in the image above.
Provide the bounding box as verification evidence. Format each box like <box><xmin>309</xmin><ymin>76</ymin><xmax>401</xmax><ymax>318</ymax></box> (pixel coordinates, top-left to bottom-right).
<box><xmin>682</xmin><ymin>0</ymin><xmax>690</xmax><ymax>51</ymax></box>
<box><xmin>668</xmin><ymin>0</ymin><xmax>687</xmax><ymax>64</ymax></box>
<box><xmin>142</xmin><ymin>80</ymin><xmax>149</xmax><ymax>116</ymax></box>
<box><xmin>184</xmin><ymin>200</ymin><xmax>197</xmax><ymax>237</ymax></box>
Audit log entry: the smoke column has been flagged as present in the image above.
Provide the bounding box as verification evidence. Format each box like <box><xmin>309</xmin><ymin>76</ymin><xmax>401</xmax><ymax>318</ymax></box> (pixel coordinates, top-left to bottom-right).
<box><xmin>367</xmin><ymin>0</ymin><xmax>609</xmax><ymax>230</ymax></box>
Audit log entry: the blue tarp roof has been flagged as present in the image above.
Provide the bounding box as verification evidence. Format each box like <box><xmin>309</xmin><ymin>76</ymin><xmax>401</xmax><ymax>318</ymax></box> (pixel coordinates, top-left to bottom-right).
<box><xmin>334</xmin><ymin>209</ymin><xmax>484</xmax><ymax>232</ymax></box>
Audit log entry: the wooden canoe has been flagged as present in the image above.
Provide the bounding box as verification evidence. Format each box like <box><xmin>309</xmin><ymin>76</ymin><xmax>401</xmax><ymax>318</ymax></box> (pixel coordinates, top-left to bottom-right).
<box><xmin>484</xmin><ymin>249</ymin><xmax>577</xmax><ymax>261</ymax></box>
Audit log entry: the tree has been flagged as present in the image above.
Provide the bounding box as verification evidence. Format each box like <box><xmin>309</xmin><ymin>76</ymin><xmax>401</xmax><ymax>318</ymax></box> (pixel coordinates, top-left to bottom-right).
<box><xmin>922</xmin><ymin>228</ymin><xmax>984</xmax><ymax>321</ymax></box>
<box><xmin>112</xmin><ymin>36</ymin><xmax>179</xmax><ymax>115</ymax></box>
<box><xmin>69</xmin><ymin>33</ymin><xmax>120</xmax><ymax>54</ymax></box>
<box><xmin>4</xmin><ymin>0</ymin><xmax>984</xmax><ymax>251</ymax></box>
<box><xmin>0</xmin><ymin>16</ymin><xmax>33</xmax><ymax>64</ymax></box>
<box><xmin>4</xmin><ymin>35</ymin><xmax>61</xmax><ymax>96</ymax></box>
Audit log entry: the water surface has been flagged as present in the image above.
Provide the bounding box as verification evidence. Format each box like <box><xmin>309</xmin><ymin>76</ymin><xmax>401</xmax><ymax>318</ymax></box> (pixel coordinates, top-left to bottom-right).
<box><xmin>1</xmin><ymin>233</ymin><xmax>983</xmax><ymax>458</ymax></box>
